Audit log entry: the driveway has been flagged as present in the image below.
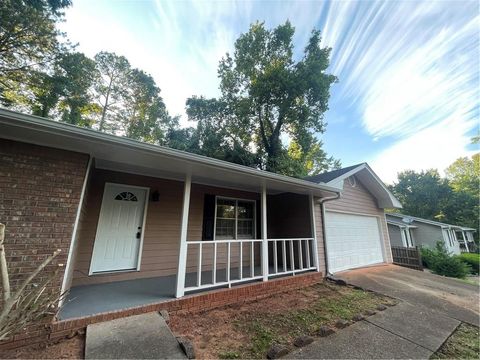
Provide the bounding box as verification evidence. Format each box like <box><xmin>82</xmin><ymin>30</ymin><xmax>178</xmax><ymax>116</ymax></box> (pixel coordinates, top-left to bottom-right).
<box><xmin>291</xmin><ymin>265</ymin><xmax>479</xmax><ymax>359</ymax></box>
<box><xmin>336</xmin><ymin>264</ymin><xmax>479</xmax><ymax>326</ymax></box>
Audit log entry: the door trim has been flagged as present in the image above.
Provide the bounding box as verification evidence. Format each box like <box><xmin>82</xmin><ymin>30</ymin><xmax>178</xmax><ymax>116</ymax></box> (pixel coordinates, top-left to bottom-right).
<box><xmin>88</xmin><ymin>182</ymin><xmax>150</xmax><ymax>275</ymax></box>
<box><xmin>324</xmin><ymin>209</ymin><xmax>387</xmax><ymax>273</ymax></box>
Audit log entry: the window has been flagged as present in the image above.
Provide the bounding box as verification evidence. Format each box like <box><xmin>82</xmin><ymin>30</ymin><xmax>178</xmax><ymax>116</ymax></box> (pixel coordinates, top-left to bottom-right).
<box><xmin>215</xmin><ymin>198</ymin><xmax>255</xmax><ymax>240</ymax></box>
<box><xmin>114</xmin><ymin>192</ymin><xmax>138</xmax><ymax>201</ymax></box>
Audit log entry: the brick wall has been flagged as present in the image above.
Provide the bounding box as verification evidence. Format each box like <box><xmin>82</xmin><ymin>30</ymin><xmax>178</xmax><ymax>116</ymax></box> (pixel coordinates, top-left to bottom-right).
<box><xmin>0</xmin><ymin>271</ymin><xmax>322</xmax><ymax>350</ymax></box>
<box><xmin>0</xmin><ymin>139</ymin><xmax>89</xmax><ymax>347</ymax></box>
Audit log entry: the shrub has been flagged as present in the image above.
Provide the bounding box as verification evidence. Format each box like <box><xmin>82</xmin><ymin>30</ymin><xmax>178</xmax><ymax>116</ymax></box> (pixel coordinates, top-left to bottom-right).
<box><xmin>458</xmin><ymin>253</ymin><xmax>480</xmax><ymax>275</ymax></box>
<box><xmin>420</xmin><ymin>242</ymin><xmax>471</xmax><ymax>279</ymax></box>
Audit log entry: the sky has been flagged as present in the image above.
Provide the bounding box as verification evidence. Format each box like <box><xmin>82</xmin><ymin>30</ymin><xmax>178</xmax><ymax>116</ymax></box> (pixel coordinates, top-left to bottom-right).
<box><xmin>60</xmin><ymin>0</ymin><xmax>479</xmax><ymax>183</ymax></box>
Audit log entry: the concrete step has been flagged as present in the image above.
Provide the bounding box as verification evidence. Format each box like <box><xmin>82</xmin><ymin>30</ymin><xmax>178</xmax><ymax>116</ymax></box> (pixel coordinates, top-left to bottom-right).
<box><xmin>85</xmin><ymin>312</ymin><xmax>186</xmax><ymax>359</ymax></box>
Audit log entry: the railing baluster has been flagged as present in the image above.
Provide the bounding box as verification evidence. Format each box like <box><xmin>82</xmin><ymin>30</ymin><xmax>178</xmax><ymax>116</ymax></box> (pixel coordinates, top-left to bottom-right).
<box><xmin>250</xmin><ymin>241</ymin><xmax>254</xmax><ymax>278</ymax></box>
<box><xmin>289</xmin><ymin>240</ymin><xmax>295</xmax><ymax>271</ymax></box>
<box><xmin>282</xmin><ymin>240</ymin><xmax>287</xmax><ymax>272</ymax></box>
<box><xmin>273</xmin><ymin>239</ymin><xmax>278</xmax><ymax>274</ymax></box>
<box><xmin>306</xmin><ymin>239</ymin><xmax>311</xmax><ymax>268</ymax></box>
<box><xmin>298</xmin><ymin>240</ymin><xmax>303</xmax><ymax>270</ymax></box>
<box><xmin>197</xmin><ymin>242</ymin><xmax>202</xmax><ymax>287</ymax></box>
<box><xmin>227</xmin><ymin>242</ymin><xmax>231</xmax><ymax>282</ymax></box>
<box><xmin>213</xmin><ymin>242</ymin><xmax>217</xmax><ymax>284</ymax></box>
<box><xmin>239</xmin><ymin>241</ymin><xmax>243</xmax><ymax>280</ymax></box>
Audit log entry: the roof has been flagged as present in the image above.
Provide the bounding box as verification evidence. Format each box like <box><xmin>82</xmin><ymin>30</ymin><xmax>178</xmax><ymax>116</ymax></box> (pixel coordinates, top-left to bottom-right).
<box><xmin>0</xmin><ymin>108</ymin><xmax>340</xmax><ymax>197</ymax></box>
<box><xmin>304</xmin><ymin>163</ymin><xmax>364</xmax><ymax>183</ymax></box>
<box><xmin>386</xmin><ymin>213</ymin><xmax>476</xmax><ymax>231</ymax></box>
<box><xmin>305</xmin><ymin>163</ymin><xmax>402</xmax><ymax>209</ymax></box>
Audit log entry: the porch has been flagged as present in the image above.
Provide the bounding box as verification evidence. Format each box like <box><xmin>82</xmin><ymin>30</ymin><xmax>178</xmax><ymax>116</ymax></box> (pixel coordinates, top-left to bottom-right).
<box><xmin>59</xmin><ymin>163</ymin><xmax>328</xmax><ymax>320</ymax></box>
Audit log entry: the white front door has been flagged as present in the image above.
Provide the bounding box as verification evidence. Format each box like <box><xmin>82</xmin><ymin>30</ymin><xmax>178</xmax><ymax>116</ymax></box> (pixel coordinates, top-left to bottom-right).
<box><xmin>90</xmin><ymin>183</ymin><xmax>148</xmax><ymax>274</ymax></box>
<box><xmin>326</xmin><ymin>211</ymin><xmax>385</xmax><ymax>273</ymax></box>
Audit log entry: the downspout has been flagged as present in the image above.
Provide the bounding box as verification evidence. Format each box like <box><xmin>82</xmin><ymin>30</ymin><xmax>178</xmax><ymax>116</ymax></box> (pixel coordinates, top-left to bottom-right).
<box><xmin>317</xmin><ymin>192</ymin><xmax>342</xmax><ymax>277</ymax></box>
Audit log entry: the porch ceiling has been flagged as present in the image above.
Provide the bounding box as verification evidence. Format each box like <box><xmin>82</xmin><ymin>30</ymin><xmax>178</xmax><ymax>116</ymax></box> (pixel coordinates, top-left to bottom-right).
<box><xmin>0</xmin><ymin>109</ymin><xmax>339</xmax><ymax>197</ymax></box>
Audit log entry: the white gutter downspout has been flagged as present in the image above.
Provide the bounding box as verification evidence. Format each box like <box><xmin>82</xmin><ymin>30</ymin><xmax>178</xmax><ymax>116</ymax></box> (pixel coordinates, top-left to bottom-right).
<box><xmin>317</xmin><ymin>192</ymin><xmax>342</xmax><ymax>276</ymax></box>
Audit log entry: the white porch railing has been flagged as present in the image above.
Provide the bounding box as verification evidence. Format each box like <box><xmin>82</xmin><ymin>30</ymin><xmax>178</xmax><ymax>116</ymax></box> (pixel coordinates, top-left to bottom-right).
<box><xmin>184</xmin><ymin>239</ymin><xmax>264</xmax><ymax>292</ymax></box>
<box><xmin>268</xmin><ymin>238</ymin><xmax>316</xmax><ymax>276</ymax></box>
<box><xmin>183</xmin><ymin>238</ymin><xmax>316</xmax><ymax>293</ymax></box>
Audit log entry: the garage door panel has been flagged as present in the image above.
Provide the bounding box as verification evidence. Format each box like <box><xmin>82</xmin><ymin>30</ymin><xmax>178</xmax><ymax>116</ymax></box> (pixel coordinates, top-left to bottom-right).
<box><xmin>326</xmin><ymin>211</ymin><xmax>384</xmax><ymax>273</ymax></box>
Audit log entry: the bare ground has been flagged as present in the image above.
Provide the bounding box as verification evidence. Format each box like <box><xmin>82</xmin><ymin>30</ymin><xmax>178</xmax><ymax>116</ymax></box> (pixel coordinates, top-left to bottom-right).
<box><xmin>0</xmin><ymin>334</ymin><xmax>84</xmax><ymax>359</ymax></box>
<box><xmin>170</xmin><ymin>281</ymin><xmax>396</xmax><ymax>359</ymax></box>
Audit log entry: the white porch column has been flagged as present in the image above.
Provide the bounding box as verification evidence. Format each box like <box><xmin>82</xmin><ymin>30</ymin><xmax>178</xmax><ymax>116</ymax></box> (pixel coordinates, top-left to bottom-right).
<box><xmin>462</xmin><ymin>231</ymin><xmax>469</xmax><ymax>252</ymax></box>
<box><xmin>261</xmin><ymin>183</ymin><xmax>268</xmax><ymax>281</ymax></box>
<box><xmin>175</xmin><ymin>173</ymin><xmax>192</xmax><ymax>298</ymax></box>
<box><xmin>309</xmin><ymin>194</ymin><xmax>320</xmax><ymax>272</ymax></box>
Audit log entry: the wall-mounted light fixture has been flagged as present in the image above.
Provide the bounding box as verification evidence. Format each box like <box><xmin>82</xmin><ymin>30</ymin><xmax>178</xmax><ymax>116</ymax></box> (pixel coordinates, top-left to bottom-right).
<box><xmin>151</xmin><ymin>190</ymin><xmax>160</xmax><ymax>202</ymax></box>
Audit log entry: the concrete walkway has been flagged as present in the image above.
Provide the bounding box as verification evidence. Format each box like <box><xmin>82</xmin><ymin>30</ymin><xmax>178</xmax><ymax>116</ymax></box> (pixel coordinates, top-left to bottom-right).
<box><xmin>85</xmin><ymin>312</ymin><xmax>186</xmax><ymax>359</ymax></box>
<box><xmin>291</xmin><ymin>302</ymin><xmax>460</xmax><ymax>359</ymax></box>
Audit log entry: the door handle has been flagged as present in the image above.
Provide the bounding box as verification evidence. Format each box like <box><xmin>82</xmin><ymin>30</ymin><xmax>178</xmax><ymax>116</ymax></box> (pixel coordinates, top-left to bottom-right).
<box><xmin>136</xmin><ymin>231</ymin><xmax>141</xmax><ymax>239</ymax></box>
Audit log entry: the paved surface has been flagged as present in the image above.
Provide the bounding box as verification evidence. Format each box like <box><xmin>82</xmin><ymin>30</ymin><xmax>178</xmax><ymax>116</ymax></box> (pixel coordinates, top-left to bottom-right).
<box><xmin>292</xmin><ymin>264</ymin><xmax>478</xmax><ymax>359</ymax></box>
<box><xmin>337</xmin><ymin>264</ymin><xmax>479</xmax><ymax>326</ymax></box>
<box><xmin>292</xmin><ymin>302</ymin><xmax>459</xmax><ymax>359</ymax></box>
<box><xmin>85</xmin><ymin>312</ymin><xmax>186</xmax><ymax>359</ymax></box>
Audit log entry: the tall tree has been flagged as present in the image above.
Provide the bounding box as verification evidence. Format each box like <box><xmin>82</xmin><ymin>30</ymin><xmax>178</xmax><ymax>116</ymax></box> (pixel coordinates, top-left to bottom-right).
<box><xmin>57</xmin><ymin>52</ymin><xmax>98</xmax><ymax>126</ymax></box>
<box><xmin>119</xmin><ymin>69</ymin><xmax>174</xmax><ymax>143</ymax></box>
<box><xmin>93</xmin><ymin>52</ymin><xmax>131</xmax><ymax>132</ymax></box>
<box><xmin>389</xmin><ymin>170</ymin><xmax>453</xmax><ymax>221</ymax></box>
<box><xmin>0</xmin><ymin>0</ymin><xmax>71</xmax><ymax>104</ymax></box>
<box><xmin>187</xmin><ymin>21</ymin><xmax>338</xmax><ymax>176</ymax></box>
<box><xmin>445</xmin><ymin>154</ymin><xmax>480</xmax><ymax>196</ymax></box>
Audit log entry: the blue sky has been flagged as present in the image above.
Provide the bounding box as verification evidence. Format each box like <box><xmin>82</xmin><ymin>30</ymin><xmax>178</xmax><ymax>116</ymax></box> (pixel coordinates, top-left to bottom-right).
<box><xmin>60</xmin><ymin>0</ymin><xmax>479</xmax><ymax>183</ymax></box>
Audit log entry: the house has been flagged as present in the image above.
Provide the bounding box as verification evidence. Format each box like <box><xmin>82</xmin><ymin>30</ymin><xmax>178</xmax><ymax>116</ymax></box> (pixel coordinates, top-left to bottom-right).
<box><xmin>304</xmin><ymin>163</ymin><xmax>402</xmax><ymax>273</ymax></box>
<box><xmin>386</xmin><ymin>213</ymin><xmax>477</xmax><ymax>254</ymax></box>
<box><xmin>0</xmin><ymin>108</ymin><xmax>400</xmax><ymax>348</ymax></box>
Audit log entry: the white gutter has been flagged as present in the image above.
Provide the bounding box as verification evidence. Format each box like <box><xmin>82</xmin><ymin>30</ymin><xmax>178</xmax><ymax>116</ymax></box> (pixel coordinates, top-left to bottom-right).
<box><xmin>0</xmin><ymin>108</ymin><xmax>340</xmax><ymax>194</ymax></box>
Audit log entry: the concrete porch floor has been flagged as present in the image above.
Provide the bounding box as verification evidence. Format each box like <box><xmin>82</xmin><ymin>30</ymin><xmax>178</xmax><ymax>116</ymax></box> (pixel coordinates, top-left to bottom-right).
<box><xmin>58</xmin><ymin>266</ymin><xmax>265</xmax><ymax>320</ymax></box>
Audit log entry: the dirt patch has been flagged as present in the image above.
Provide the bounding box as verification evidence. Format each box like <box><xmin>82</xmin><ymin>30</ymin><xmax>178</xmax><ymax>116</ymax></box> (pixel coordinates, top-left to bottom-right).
<box><xmin>0</xmin><ymin>334</ymin><xmax>84</xmax><ymax>359</ymax></box>
<box><xmin>170</xmin><ymin>281</ymin><xmax>396</xmax><ymax>359</ymax></box>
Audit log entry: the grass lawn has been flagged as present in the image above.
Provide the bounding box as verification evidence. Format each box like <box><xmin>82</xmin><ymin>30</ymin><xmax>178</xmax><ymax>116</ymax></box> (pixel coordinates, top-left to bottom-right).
<box><xmin>170</xmin><ymin>281</ymin><xmax>396</xmax><ymax>359</ymax></box>
<box><xmin>432</xmin><ymin>323</ymin><xmax>480</xmax><ymax>359</ymax></box>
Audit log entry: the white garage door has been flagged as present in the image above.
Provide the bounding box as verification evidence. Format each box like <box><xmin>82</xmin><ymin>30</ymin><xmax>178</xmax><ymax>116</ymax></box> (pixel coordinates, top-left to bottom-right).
<box><xmin>326</xmin><ymin>211</ymin><xmax>384</xmax><ymax>273</ymax></box>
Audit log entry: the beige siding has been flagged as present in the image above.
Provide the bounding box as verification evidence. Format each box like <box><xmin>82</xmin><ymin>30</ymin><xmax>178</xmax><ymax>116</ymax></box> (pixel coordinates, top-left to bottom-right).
<box><xmin>325</xmin><ymin>176</ymin><xmax>393</xmax><ymax>263</ymax></box>
<box><xmin>314</xmin><ymin>201</ymin><xmax>326</xmax><ymax>274</ymax></box>
<box><xmin>72</xmin><ymin>169</ymin><xmax>265</xmax><ymax>286</ymax></box>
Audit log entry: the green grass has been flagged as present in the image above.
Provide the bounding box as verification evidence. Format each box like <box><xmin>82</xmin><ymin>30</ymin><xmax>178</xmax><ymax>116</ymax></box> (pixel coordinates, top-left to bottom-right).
<box><xmin>230</xmin><ymin>285</ymin><xmax>394</xmax><ymax>359</ymax></box>
<box><xmin>432</xmin><ymin>323</ymin><xmax>480</xmax><ymax>359</ymax></box>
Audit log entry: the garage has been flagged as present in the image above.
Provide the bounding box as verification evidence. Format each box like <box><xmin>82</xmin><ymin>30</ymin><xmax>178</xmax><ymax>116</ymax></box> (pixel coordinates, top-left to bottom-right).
<box><xmin>325</xmin><ymin>211</ymin><xmax>385</xmax><ymax>273</ymax></box>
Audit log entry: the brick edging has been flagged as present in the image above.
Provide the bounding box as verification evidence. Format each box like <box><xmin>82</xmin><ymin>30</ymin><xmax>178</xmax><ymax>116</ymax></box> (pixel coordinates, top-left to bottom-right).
<box><xmin>0</xmin><ymin>271</ymin><xmax>322</xmax><ymax>350</ymax></box>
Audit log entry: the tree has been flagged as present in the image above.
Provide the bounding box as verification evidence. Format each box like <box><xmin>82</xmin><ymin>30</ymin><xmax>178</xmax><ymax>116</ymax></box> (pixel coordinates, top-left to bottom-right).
<box><xmin>57</xmin><ymin>52</ymin><xmax>98</xmax><ymax>126</ymax></box>
<box><xmin>118</xmin><ymin>69</ymin><xmax>174</xmax><ymax>143</ymax></box>
<box><xmin>389</xmin><ymin>170</ymin><xmax>453</xmax><ymax>221</ymax></box>
<box><xmin>187</xmin><ymin>21</ymin><xmax>338</xmax><ymax>176</ymax></box>
<box><xmin>0</xmin><ymin>0</ymin><xmax>71</xmax><ymax>105</ymax></box>
<box><xmin>445</xmin><ymin>154</ymin><xmax>480</xmax><ymax>196</ymax></box>
<box><xmin>93</xmin><ymin>52</ymin><xmax>131</xmax><ymax>132</ymax></box>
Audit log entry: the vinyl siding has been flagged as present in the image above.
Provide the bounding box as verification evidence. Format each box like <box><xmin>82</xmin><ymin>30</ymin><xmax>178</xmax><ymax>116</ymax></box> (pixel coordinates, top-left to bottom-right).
<box><xmin>411</xmin><ymin>222</ymin><xmax>445</xmax><ymax>249</ymax></box>
<box><xmin>71</xmin><ymin>169</ymin><xmax>319</xmax><ymax>286</ymax></box>
<box><xmin>324</xmin><ymin>176</ymin><xmax>393</xmax><ymax>263</ymax></box>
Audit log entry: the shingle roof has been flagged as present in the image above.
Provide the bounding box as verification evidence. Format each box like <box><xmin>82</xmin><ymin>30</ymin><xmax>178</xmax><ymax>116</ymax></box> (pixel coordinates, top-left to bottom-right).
<box><xmin>304</xmin><ymin>163</ymin><xmax>365</xmax><ymax>184</ymax></box>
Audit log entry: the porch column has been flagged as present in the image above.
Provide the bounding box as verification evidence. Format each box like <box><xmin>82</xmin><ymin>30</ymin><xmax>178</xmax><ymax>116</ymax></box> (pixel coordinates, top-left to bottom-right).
<box><xmin>261</xmin><ymin>183</ymin><xmax>268</xmax><ymax>281</ymax></box>
<box><xmin>309</xmin><ymin>194</ymin><xmax>320</xmax><ymax>272</ymax></box>
<box><xmin>175</xmin><ymin>173</ymin><xmax>192</xmax><ymax>298</ymax></box>
<box><xmin>462</xmin><ymin>231</ymin><xmax>469</xmax><ymax>252</ymax></box>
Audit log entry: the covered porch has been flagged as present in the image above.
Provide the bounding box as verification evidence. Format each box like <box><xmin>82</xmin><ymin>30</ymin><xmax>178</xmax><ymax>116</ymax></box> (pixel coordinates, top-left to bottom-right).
<box><xmin>59</xmin><ymin>158</ymin><xmax>335</xmax><ymax>320</ymax></box>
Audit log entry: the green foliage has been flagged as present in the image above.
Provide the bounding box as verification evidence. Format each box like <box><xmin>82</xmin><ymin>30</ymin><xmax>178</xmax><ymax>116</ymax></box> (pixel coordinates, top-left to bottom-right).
<box><xmin>420</xmin><ymin>243</ymin><xmax>470</xmax><ymax>279</ymax></box>
<box><xmin>186</xmin><ymin>21</ymin><xmax>339</xmax><ymax>176</ymax></box>
<box><xmin>0</xmin><ymin>0</ymin><xmax>71</xmax><ymax>105</ymax></box>
<box><xmin>458</xmin><ymin>253</ymin><xmax>479</xmax><ymax>275</ymax></box>
<box><xmin>445</xmin><ymin>154</ymin><xmax>480</xmax><ymax>197</ymax></box>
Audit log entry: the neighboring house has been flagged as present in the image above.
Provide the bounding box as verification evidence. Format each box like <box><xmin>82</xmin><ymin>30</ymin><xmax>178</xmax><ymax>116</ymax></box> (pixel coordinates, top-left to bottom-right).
<box><xmin>0</xmin><ymin>108</ymin><xmax>401</xmax><ymax>347</ymax></box>
<box><xmin>305</xmin><ymin>163</ymin><xmax>402</xmax><ymax>273</ymax></box>
<box><xmin>386</xmin><ymin>213</ymin><xmax>476</xmax><ymax>254</ymax></box>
